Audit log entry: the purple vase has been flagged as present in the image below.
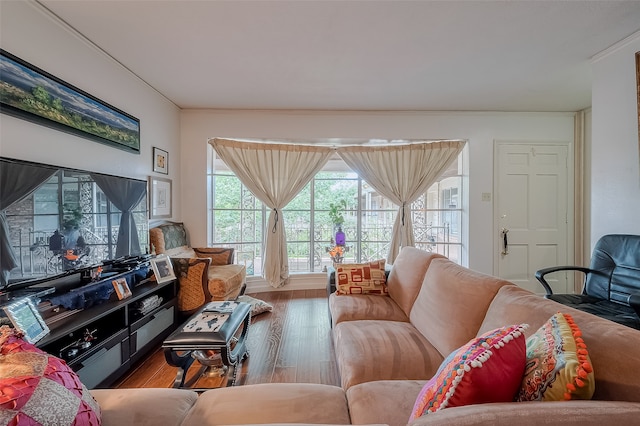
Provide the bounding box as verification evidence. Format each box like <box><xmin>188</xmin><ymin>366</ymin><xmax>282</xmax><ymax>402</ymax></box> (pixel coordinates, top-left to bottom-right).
<box><xmin>335</xmin><ymin>227</ymin><xmax>345</xmax><ymax>246</ymax></box>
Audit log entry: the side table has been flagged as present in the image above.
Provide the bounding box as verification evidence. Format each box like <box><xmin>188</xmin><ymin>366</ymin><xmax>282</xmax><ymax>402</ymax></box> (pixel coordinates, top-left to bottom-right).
<box><xmin>162</xmin><ymin>301</ymin><xmax>251</xmax><ymax>390</ymax></box>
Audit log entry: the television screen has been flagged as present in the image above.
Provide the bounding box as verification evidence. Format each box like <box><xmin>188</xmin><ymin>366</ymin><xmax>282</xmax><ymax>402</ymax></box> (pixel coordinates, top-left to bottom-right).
<box><xmin>0</xmin><ymin>157</ymin><xmax>149</xmax><ymax>290</ymax></box>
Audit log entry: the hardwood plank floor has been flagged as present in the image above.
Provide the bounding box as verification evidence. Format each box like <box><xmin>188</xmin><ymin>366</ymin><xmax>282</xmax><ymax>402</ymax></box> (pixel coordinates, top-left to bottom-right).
<box><xmin>114</xmin><ymin>289</ymin><xmax>340</xmax><ymax>389</ymax></box>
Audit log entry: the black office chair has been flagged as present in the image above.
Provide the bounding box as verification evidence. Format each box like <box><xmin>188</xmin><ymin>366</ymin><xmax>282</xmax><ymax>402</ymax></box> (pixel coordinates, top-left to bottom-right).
<box><xmin>535</xmin><ymin>234</ymin><xmax>640</xmax><ymax>330</ymax></box>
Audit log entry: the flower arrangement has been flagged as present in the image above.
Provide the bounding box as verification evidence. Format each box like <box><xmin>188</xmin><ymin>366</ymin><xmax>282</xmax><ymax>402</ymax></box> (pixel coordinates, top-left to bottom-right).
<box><xmin>327</xmin><ymin>244</ymin><xmax>348</xmax><ymax>264</ymax></box>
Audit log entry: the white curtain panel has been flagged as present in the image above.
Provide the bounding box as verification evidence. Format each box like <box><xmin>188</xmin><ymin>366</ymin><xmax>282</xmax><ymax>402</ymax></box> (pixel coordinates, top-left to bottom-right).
<box><xmin>337</xmin><ymin>140</ymin><xmax>466</xmax><ymax>263</ymax></box>
<box><xmin>211</xmin><ymin>138</ymin><xmax>333</xmax><ymax>288</ymax></box>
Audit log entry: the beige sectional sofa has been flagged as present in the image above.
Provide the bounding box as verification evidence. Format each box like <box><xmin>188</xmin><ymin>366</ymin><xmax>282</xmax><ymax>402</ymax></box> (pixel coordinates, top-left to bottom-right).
<box><xmin>91</xmin><ymin>247</ymin><xmax>640</xmax><ymax>426</ymax></box>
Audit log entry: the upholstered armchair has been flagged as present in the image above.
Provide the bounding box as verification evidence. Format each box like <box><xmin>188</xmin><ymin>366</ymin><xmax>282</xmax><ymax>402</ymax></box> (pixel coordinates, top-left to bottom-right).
<box><xmin>149</xmin><ymin>222</ymin><xmax>246</xmax><ymax>314</ymax></box>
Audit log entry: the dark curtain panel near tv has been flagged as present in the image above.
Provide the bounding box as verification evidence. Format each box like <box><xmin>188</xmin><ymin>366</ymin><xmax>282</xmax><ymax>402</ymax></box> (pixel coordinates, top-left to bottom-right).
<box><xmin>91</xmin><ymin>174</ymin><xmax>146</xmax><ymax>258</ymax></box>
<box><xmin>0</xmin><ymin>161</ymin><xmax>57</xmax><ymax>286</ymax></box>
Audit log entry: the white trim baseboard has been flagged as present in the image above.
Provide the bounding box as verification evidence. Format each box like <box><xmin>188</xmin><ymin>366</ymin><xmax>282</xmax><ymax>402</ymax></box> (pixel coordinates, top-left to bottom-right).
<box><xmin>245</xmin><ymin>273</ymin><xmax>327</xmax><ymax>294</ymax></box>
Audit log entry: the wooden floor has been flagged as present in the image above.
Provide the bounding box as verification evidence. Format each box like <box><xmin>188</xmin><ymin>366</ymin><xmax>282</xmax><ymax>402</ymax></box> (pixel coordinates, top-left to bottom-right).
<box><xmin>114</xmin><ymin>289</ymin><xmax>340</xmax><ymax>389</ymax></box>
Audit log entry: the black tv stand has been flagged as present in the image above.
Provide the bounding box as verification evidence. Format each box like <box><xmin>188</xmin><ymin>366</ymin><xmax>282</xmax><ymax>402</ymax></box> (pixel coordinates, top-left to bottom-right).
<box><xmin>30</xmin><ymin>272</ymin><xmax>178</xmax><ymax>389</ymax></box>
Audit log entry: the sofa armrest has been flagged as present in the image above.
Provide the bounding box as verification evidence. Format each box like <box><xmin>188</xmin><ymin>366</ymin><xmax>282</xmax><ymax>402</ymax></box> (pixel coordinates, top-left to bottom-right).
<box><xmin>409</xmin><ymin>400</ymin><xmax>640</xmax><ymax>426</ymax></box>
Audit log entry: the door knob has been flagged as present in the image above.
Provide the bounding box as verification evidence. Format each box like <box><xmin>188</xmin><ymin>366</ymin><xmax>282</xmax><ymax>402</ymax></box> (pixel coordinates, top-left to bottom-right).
<box><xmin>501</xmin><ymin>228</ymin><xmax>509</xmax><ymax>255</ymax></box>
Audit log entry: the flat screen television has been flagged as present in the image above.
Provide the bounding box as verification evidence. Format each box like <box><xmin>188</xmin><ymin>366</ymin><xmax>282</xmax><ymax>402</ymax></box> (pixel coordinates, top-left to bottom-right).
<box><xmin>0</xmin><ymin>157</ymin><xmax>149</xmax><ymax>291</ymax></box>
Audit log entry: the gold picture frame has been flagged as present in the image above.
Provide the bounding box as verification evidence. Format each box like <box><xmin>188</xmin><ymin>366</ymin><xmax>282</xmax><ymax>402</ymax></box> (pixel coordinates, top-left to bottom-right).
<box><xmin>112</xmin><ymin>277</ymin><xmax>132</xmax><ymax>300</ymax></box>
<box><xmin>153</xmin><ymin>146</ymin><xmax>168</xmax><ymax>174</ymax></box>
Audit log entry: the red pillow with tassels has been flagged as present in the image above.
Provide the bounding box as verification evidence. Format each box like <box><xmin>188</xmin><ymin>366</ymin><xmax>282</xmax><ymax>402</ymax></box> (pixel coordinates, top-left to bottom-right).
<box><xmin>517</xmin><ymin>312</ymin><xmax>595</xmax><ymax>401</ymax></box>
<box><xmin>0</xmin><ymin>325</ymin><xmax>101</xmax><ymax>425</ymax></box>
<box><xmin>409</xmin><ymin>324</ymin><xmax>528</xmax><ymax>420</ymax></box>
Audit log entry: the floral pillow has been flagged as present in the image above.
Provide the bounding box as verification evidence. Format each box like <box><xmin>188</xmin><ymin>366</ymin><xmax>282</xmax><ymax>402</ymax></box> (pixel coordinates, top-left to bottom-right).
<box><xmin>409</xmin><ymin>324</ymin><xmax>528</xmax><ymax>420</ymax></box>
<box><xmin>335</xmin><ymin>259</ymin><xmax>387</xmax><ymax>295</ymax></box>
<box><xmin>0</xmin><ymin>326</ymin><xmax>101</xmax><ymax>425</ymax></box>
<box><xmin>517</xmin><ymin>312</ymin><xmax>594</xmax><ymax>401</ymax></box>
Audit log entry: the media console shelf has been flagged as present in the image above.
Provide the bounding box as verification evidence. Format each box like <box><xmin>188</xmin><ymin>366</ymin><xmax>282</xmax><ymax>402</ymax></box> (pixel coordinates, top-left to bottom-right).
<box><xmin>36</xmin><ymin>276</ymin><xmax>178</xmax><ymax>389</ymax></box>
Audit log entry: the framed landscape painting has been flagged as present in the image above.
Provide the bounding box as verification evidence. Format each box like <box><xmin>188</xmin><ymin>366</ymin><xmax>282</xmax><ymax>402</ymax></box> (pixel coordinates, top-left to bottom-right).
<box><xmin>0</xmin><ymin>49</ymin><xmax>140</xmax><ymax>153</ymax></box>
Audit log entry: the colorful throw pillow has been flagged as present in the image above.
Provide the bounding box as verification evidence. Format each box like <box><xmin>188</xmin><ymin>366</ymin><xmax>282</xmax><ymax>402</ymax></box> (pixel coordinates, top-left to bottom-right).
<box><xmin>409</xmin><ymin>324</ymin><xmax>528</xmax><ymax>420</ymax></box>
<box><xmin>0</xmin><ymin>326</ymin><xmax>101</xmax><ymax>425</ymax></box>
<box><xmin>194</xmin><ymin>247</ymin><xmax>235</xmax><ymax>265</ymax></box>
<box><xmin>517</xmin><ymin>312</ymin><xmax>594</xmax><ymax>402</ymax></box>
<box><xmin>335</xmin><ymin>259</ymin><xmax>387</xmax><ymax>295</ymax></box>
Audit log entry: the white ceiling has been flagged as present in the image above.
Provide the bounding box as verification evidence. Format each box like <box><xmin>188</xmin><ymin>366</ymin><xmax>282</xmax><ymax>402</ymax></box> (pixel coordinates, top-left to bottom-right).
<box><xmin>38</xmin><ymin>0</ymin><xmax>640</xmax><ymax>112</ymax></box>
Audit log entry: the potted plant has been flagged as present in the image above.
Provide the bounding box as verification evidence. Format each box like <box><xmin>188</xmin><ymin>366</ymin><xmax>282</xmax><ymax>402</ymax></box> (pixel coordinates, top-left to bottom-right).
<box><xmin>328</xmin><ymin>199</ymin><xmax>347</xmax><ymax>227</ymax></box>
<box><xmin>328</xmin><ymin>200</ymin><xmax>347</xmax><ymax>246</ymax></box>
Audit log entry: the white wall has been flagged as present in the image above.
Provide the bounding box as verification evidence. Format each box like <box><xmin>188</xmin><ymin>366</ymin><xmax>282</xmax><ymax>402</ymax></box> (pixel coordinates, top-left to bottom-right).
<box><xmin>0</xmin><ymin>2</ymin><xmax>181</xmax><ymax>216</ymax></box>
<box><xmin>180</xmin><ymin>109</ymin><xmax>576</xmax><ymax>277</ymax></box>
<box><xmin>590</xmin><ymin>31</ymin><xmax>640</xmax><ymax>247</ymax></box>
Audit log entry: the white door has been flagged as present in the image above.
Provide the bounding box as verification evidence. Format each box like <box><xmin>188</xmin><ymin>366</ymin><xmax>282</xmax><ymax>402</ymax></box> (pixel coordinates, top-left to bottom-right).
<box><xmin>494</xmin><ymin>142</ymin><xmax>572</xmax><ymax>294</ymax></box>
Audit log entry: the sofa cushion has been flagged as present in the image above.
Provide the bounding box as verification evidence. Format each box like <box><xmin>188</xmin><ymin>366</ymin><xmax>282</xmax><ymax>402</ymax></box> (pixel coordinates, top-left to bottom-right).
<box><xmin>180</xmin><ymin>383</ymin><xmax>351</xmax><ymax>425</ymax></box>
<box><xmin>333</xmin><ymin>320</ymin><xmax>444</xmax><ymax>389</ymax></box>
<box><xmin>517</xmin><ymin>312</ymin><xmax>594</xmax><ymax>402</ymax></box>
<box><xmin>386</xmin><ymin>248</ymin><xmax>445</xmax><ymax>317</ymax></box>
<box><xmin>335</xmin><ymin>259</ymin><xmax>387</xmax><ymax>295</ymax></box>
<box><xmin>194</xmin><ymin>247</ymin><xmax>235</xmax><ymax>265</ymax></box>
<box><xmin>347</xmin><ymin>380</ymin><xmax>426</xmax><ymax>426</ymax></box>
<box><xmin>165</xmin><ymin>245</ymin><xmax>196</xmax><ymax>258</ymax></box>
<box><xmin>91</xmin><ymin>388</ymin><xmax>197</xmax><ymax>426</ymax></box>
<box><xmin>329</xmin><ymin>292</ymin><xmax>409</xmax><ymax>327</ymax></box>
<box><xmin>0</xmin><ymin>326</ymin><xmax>101</xmax><ymax>426</ymax></box>
<box><xmin>478</xmin><ymin>284</ymin><xmax>640</xmax><ymax>403</ymax></box>
<box><xmin>410</xmin><ymin>258</ymin><xmax>514</xmax><ymax>357</ymax></box>
<box><xmin>410</xmin><ymin>324</ymin><xmax>527</xmax><ymax>420</ymax></box>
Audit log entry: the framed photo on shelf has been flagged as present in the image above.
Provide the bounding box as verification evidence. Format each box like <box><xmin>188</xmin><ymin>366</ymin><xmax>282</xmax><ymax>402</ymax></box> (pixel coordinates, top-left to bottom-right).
<box><xmin>150</xmin><ymin>255</ymin><xmax>176</xmax><ymax>284</ymax></box>
<box><xmin>2</xmin><ymin>297</ymin><xmax>50</xmax><ymax>344</ymax></box>
<box><xmin>153</xmin><ymin>147</ymin><xmax>169</xmax><ymax>174</ymax></box>
<box><xmin>149</xmin><ymin>176</ymin><xmax>172</xmax><ymax>219</ymax></box>
<box><xmin>112</xmin><ymin>277</ymin><xmax>132</xmax><ymax>300</ymax></box>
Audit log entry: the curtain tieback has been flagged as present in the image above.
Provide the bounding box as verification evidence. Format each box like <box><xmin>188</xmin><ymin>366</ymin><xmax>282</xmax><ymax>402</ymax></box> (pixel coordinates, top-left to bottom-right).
<box><xmin>272</xmin><ymin>208</ymin><xmax>278</xmax><ymax>233</ymax></box>
<box><xmin>401</xmin><ymin>202</ymin><xmax>406</xmax><ymax>226</ymax></box>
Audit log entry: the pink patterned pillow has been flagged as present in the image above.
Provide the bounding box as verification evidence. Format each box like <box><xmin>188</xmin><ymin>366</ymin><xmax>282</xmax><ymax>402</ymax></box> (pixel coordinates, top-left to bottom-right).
<box><xmin>0</xmin><ymin>326</ymin><xmax>101</xmax><ymax>425</ymax></box>
<box><xmin>335</xmin><ymin>259</ymin><xmax>387</xmax><ymax>295</ymax></box>
<box><xmin>409</xmin><ymin>324</ymin><xmax>528</xmax><ymax>420</ymax></box>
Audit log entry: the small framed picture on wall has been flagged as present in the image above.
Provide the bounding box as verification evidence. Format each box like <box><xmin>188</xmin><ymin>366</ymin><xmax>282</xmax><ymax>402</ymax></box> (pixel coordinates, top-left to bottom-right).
<box><xmin>153</xmin><ymin>147</ymin><xmax>169</xmax><ymax>174</ymax></box>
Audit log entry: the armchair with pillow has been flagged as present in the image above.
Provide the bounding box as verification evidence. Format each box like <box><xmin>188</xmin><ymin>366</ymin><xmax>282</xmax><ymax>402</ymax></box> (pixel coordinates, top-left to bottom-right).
<box><xmin>149</xmin><ymin>222</ymin><xmax>246</xmax><ymax>314</ymax></box>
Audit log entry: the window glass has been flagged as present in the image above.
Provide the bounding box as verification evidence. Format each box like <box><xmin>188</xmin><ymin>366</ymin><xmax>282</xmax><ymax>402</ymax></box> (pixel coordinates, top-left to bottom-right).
<box><xmin>208</xmin><ymin>145</ymin><xmax>464</xmax><ymax>274</ymax></box>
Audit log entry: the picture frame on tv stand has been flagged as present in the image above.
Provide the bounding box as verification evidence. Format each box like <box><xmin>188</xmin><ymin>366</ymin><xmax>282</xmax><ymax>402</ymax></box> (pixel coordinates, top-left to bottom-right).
<box><xmin>150</xmin><ymin>255</ymin><xmax>176</xmax><ymax>284</ymax></box>
<box><xmin>3</xmin><ymin>297</ymin><xmax>50</xmax><ymax>344</ymax></box>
